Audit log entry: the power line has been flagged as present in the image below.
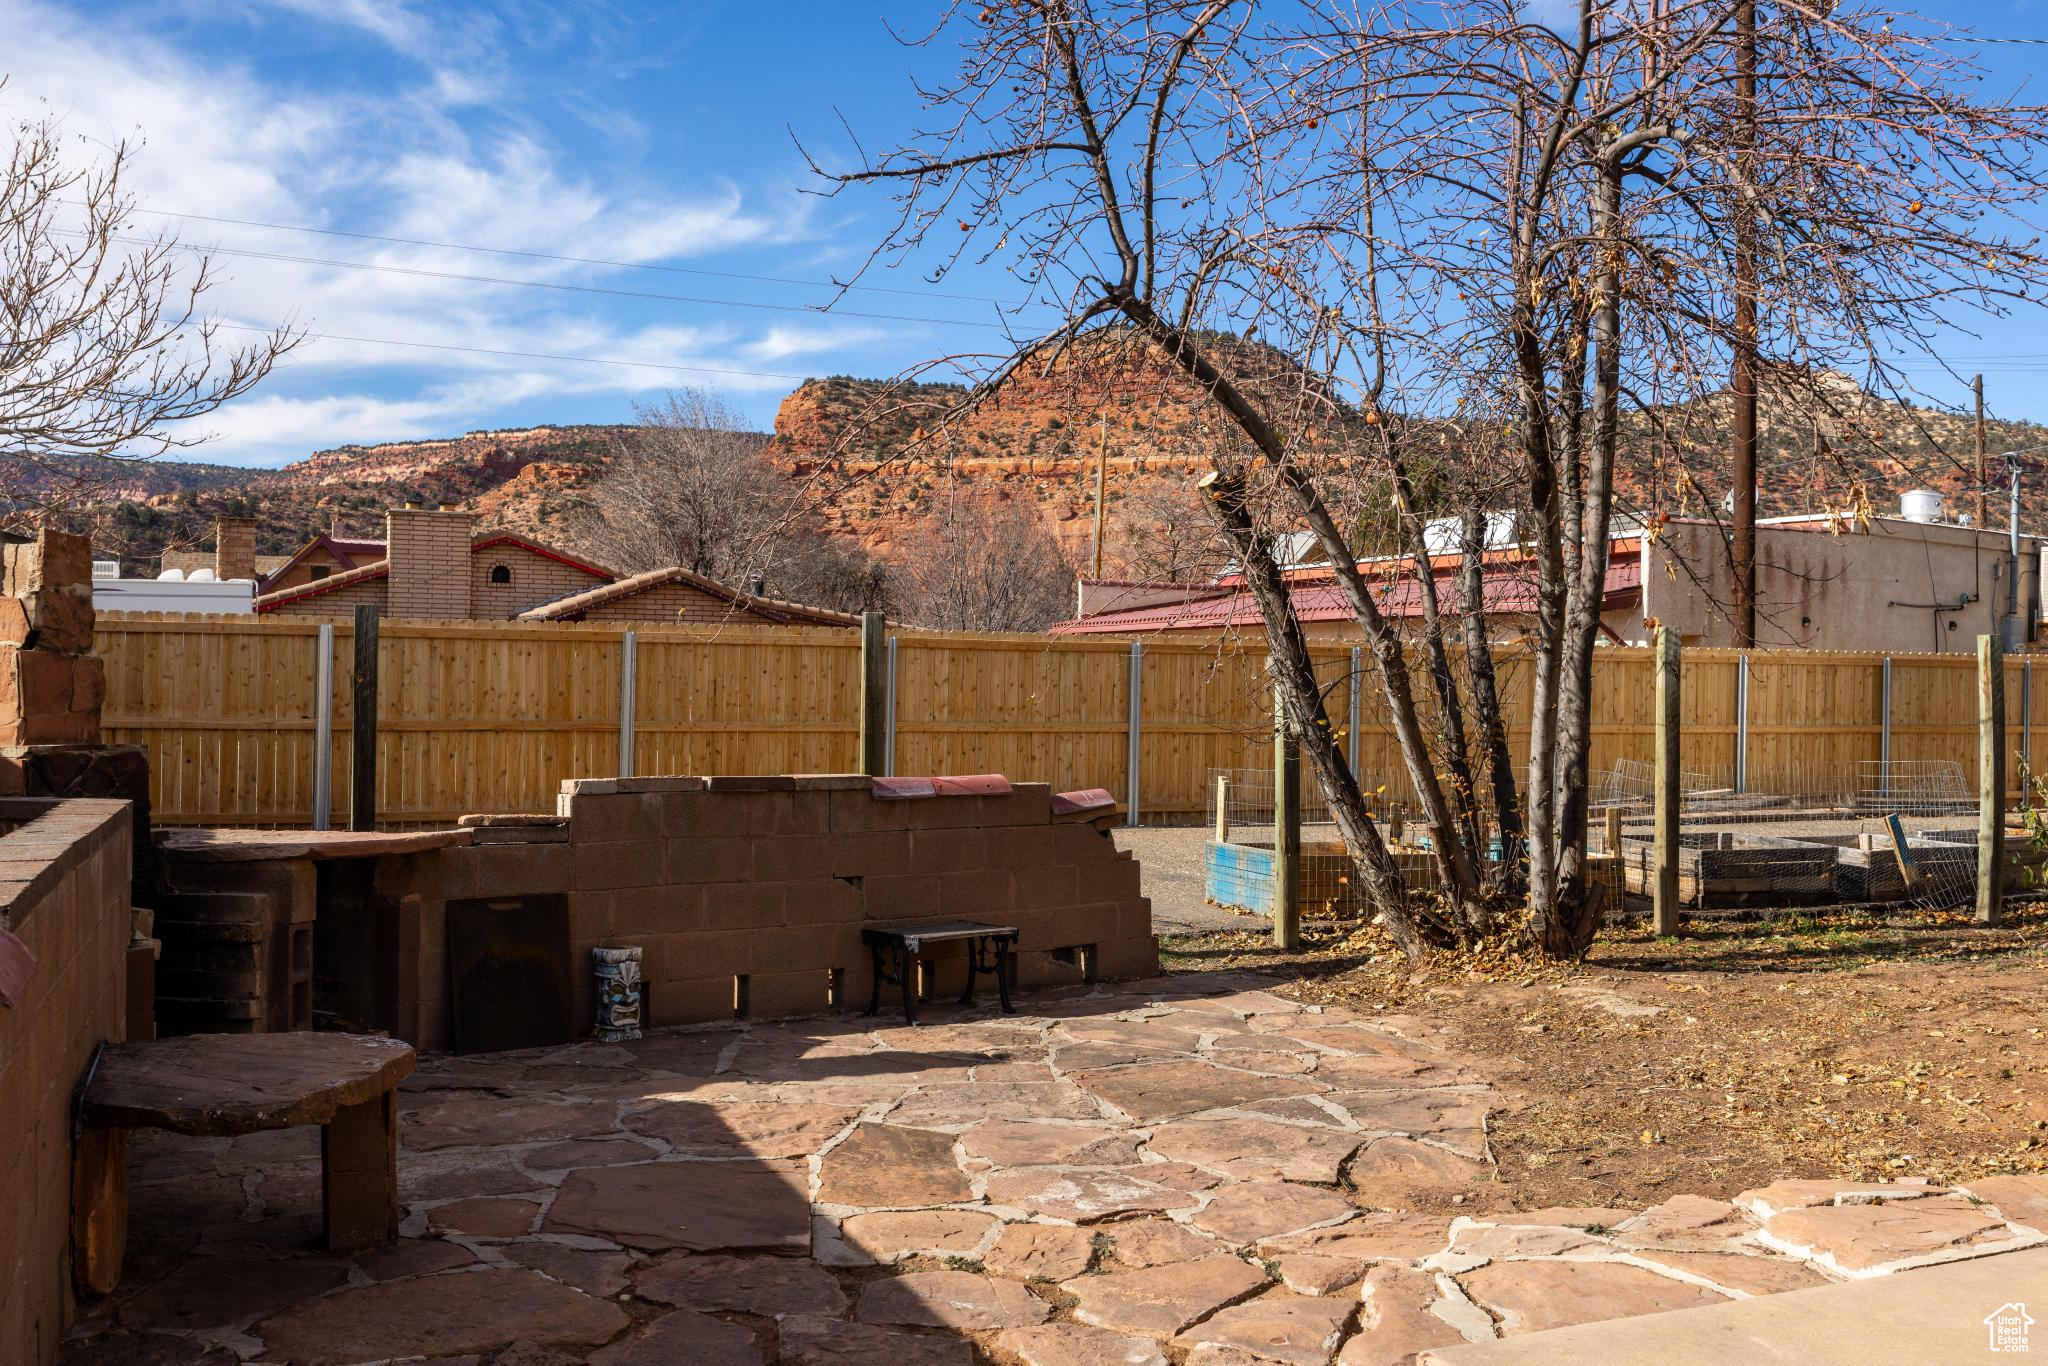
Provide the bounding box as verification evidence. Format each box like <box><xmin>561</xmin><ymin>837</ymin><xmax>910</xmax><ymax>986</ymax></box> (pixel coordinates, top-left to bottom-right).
<box><xmin>75</xmin><ymin>229</ymin><xmax>1019</xmax><ymax>332</ymax></box>
<box><xmin>215</xmin><ymin>322</ymin><xmax>818</xmax><ymax>382</ymax></box>
<box><xmin>114</xmin><ymin>203</ymin><xmax>1026</xmax><ymax>306</ymax></box>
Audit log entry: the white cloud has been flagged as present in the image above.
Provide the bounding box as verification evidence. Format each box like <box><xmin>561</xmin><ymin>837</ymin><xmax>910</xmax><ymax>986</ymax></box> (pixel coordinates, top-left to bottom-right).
<box><xmin>0</xmin><ymin>0</ymin><xmax>859</xmax><ymax>466</ymax></box>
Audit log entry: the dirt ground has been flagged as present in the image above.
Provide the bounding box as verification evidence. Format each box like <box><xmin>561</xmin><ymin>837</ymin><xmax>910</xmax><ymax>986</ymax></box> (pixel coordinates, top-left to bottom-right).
<box><xmin>1159</xmin><ymin>904</ymin><xmax>2048</xmax><ymax>1215</ymax></box>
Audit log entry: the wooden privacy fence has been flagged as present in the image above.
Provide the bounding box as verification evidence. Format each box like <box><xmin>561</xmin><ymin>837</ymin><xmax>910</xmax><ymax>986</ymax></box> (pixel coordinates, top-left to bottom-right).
<box><xmin>94</xmin><ymin>613</ymin><xmax>2048</xmax><ymax>828</ymax></box>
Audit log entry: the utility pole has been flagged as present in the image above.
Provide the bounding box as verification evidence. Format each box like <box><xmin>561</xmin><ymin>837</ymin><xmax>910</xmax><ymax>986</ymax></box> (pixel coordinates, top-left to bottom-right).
<box><xmin>1730</xmin><ymin>0</ymin><xmax>1759</xmax><ymax>648</ymax></box>
<box><xmin>1974</xmin><ymin>374</ymin><xmax>1988</xmax><ymax>528</ymax></box>
<box><xmin>1089</xmin><ymin>418</ymin><xmax>1108</xmax><ymax>580</ymax></box>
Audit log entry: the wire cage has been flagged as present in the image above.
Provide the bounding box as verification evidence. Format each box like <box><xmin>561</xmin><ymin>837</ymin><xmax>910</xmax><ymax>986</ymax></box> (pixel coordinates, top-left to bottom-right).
<box><xmin>1592</xmin><ymin>758</ymin><xmax>2002</xmax><ymax>914</ymax></box>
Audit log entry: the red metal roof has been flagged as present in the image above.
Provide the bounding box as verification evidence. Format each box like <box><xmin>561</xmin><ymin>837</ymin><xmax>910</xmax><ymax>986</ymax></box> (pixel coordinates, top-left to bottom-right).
<box><xmin>1051</xmin><ymin>556</ymin><xmax>1643</xmax><ymax>635</ymax></box>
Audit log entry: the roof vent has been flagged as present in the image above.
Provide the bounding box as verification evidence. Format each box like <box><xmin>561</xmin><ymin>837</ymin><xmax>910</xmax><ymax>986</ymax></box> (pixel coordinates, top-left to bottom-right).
<box><xmin>1901</xmin><ymin>490</ymin><xmax>1943</xmax><ymax>523</ymax></box>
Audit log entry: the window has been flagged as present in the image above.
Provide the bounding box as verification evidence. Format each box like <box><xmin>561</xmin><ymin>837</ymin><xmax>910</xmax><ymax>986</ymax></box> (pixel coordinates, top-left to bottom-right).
<box><xmin>489</xmin><ymin>564</ymin><xmax>511</xmax><ymax>585</ymax></box>
<box><xmin>309</xmin><ymin>565</ymin><xmax>331</xmax><ymax>581</ymax></box>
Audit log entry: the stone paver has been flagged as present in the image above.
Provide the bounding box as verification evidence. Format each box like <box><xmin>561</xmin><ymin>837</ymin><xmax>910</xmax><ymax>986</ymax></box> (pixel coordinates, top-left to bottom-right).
<box><xmin>1172</xmin><ymin>1293</ymin><xmax>1356</xmax><ymax>1365</ymax></box>
<box><xmin>855</xmin><ymin>1269</ymin><xmax>1051</xmax><ymax>1330</ymax></box>
<box><xmin>1062</xmin><ymin>1255</ymin><xmax>1271</xmax><ymax>1336</ymax></box>
<box><xmin>65</xmin><ymin>976</ymin><xmax>2048</xmax><ymax>1366</ymax></box>
<box><xmin>998</xmin><ymin>1322</ymin><xmax>1171</xmax><ymax>1366</ymax></box>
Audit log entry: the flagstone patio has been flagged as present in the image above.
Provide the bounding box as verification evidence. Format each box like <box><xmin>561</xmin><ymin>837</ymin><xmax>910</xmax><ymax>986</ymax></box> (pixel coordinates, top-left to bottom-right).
<box><xmin>59</xmin><ymin>973</ymin><xmax>2048</xmax><ymax>1365</ymax></box>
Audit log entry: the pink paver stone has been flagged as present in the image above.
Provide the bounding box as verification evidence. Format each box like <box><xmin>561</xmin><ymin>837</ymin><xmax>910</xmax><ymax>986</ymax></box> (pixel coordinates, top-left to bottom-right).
<box><xmin>1062</xmin><ymin>1255</ymin><xmax>1270</xmax><ymax>1336</ymax></box>
<box><xmin>1338</xmin><ymin>1264</ymin><xmax>1468</xmax><ymax>1366</ymax></box>
<box><xmin>1760</xmin><ymin>1196</ymin><xmax>2012</xmax><ymax>1273</ymax></box>
<box><xmin>633</xmin><ymin>1252</ymin><xmax>850</xmax><ymax>1317</ymax></box>
<box><xmin>997</xmin><ymin>1322</ymin><xmax>1169</xmax><ymax>1366</ymax></box>
<box><xmin>817</xmin><ymin>1124</ymin><xmax>971</xmax><ymax>1207</ymax></box>
<box><xmin>1457</xmin><ymin>1260</ymin><xmax>1730</xmax><ymax>1335</ymax></box>
<box><xmin>1171</xmin><ymin>1293</ymin><xmax>1355</xmax><ymax>1366</ymax></box>
<box><xmin>985</xmin><ymin>1223</ymin><xmax>1099</xmax><ymax>1281</ymax></box>
<box><xmin>1144</xmin><ymin>1118</ymin><xmax>1367</xmax><ymax>1184</ymax></box>
<box><xmin>1190</xmin><ymin>1180</ymin><xmax>1359</xmax><ymax>1245</ymax></box>
<box><xmin>254</xmin><ymin>1268</ymin><xmax>629</xmax><ymax>1365</ymax></box>
<box><xmin>779</xmin><ymin>1314</ymin><xmax>972</xmax><ymax>1366</ymax></box>
<box><xmin>543</xmin><ymin>1159</ymin><xmax>811</xmax><ymax>1252</ymax></box>
<box><xmin>854</xmin><ymin>1269</ymin><xmax>1051</xmax><ymax>1331</ymax></box>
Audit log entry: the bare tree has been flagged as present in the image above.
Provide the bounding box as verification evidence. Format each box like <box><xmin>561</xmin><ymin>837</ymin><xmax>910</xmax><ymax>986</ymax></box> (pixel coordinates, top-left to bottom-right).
<box><xmin>896</xmin><ymin>496</ymin><xmax>1077</xmax><ymax>631</ymax></box>
<box><xmin>0</xmin><ymin>108</ymin><xmax>297</xmax><ymax>530</ymax></box>
<box><xmin>818</xmin><ymin>1</ymin><xmax>2048</xmax><ymax>959</ymax></box>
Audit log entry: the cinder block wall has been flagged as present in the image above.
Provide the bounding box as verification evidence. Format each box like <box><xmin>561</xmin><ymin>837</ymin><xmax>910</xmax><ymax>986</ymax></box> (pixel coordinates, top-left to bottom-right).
<box><xmin>380</xmin><ymin>775</ymin><xmax>1155</xmax><ymax>1050</ymax></box>
<box><xmin>0</xmin><ymin>798</ymin><xmax>135</xmax><ymax>1366</ymax></box>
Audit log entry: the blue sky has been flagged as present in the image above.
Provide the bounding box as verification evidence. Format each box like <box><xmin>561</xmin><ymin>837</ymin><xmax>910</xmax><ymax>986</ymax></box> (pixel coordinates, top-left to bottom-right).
<box><xmin>4</xmin><ymin>0</ymin><xmax>2047</xmax><ymax>466</ymax></box>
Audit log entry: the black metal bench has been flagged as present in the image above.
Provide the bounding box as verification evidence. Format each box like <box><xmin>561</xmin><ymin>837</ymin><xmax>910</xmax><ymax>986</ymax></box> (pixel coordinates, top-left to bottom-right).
<box><xmin>861</xmin><ymin>919</ymin><xmax>1019</xmax><ymax>1025</ymax></box>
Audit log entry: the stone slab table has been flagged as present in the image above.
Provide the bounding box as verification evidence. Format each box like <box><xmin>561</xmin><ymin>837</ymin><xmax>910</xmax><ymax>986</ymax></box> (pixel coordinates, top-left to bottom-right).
<box><xmin>73</xmin><ymin>1032</ymin><xmax>415</xmax><ymax>1291</ymax></box>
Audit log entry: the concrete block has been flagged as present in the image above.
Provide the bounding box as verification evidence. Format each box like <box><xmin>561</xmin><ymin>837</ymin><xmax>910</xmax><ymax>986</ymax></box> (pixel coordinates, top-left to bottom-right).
<box><xmin>789</xmin><ymin>774</ymin><xmax>871</xmax><ymax>790</ymax></box>
<box><xmin>571</xmin><ymin>839</ymin><xmax>664</xmax><ymax>891</ymax></box>
<box><xmin>472</xmin><ymin>841</ymin><xmax>575</xmax><ymax>897</ymax></box>
<box><xmin>1072</xmin><ymin>858</ymin><xmax>1142</xmax><ymax>901</ymax></box>
<box><xmin>776</xmin><ymin>877</ymin><xmax>861</xmax><ymax>927</ymax></box>
<box><xmin>567</xmin><ymin>890</ymin><xmax>614</xmax><ymax>940</ymax></box>
<box><xmin>647</xmin><ymin>976</ymin><xmax>738</xmax><ymax>1027</ymax></box>
<box><xmin>698</xmin><ymin>881</ymin><xmax>785</xmax><ymax>931</ymax></box>
<box><xmin>939</xmin><ymin>869</ymin><xmax>1014</xmax><ymax>920</ymax></box>
<box><xmin>613</xmin><ymin>775</ymin><xmax>707</xmax><ymax>794</ymax></box>
<box><xmin>611</xmin><ymin>882</ymin><xmax>706</xmax><ymax>937</ymax></box>
<box><xmin>1012</xmin><ymin>864</ymin><xmax>1078</xmax><ymax>911</ymax></box>
<box><xmin>705</xmin><ymin>775</ymin><xmax>795</xmax><ymax>791</ymax></box>
<box><xmin>567</xmin><ymin>792</ymin><xmax>663</xmax><ymax>842</ymax></box>
<box><xmin>660</xmin><ymin>789</ymin><xmax>751</xmax><ymax>838</ymax></box>
<box><xmin>657</xmin><ymin>929</ymin><xmax>755</xmax><ymax>981</ymax></box>
<box><xmin>860</xmin><ymin>874</ymin><xmax>942</xmax><ymax>921</ymax></box>
<box><xmin>750</xmin><ymin>837</ymin><xmax>844</xmax><ymax>881</ymax></box>
<box><xmin>1094</xmin><ymin>936</ymin><xmax>1160</xmax><ymax>980</ymax></box>
<box><xmin>664</xmin><ymin>836</ymin><xmax>753</xmax><ymax>884</ymax></box>
<box><xmin>826</xmin><ymin>787</ymin><xmax>914</xmax><ymax>833</ymax></box>
<box><xmin>909</xmin><ymin>828</ymin><xmax>988</xmax><ymax>873</ymax></box>
<box><xmin>1053</xmin><ymin>823</ymin><xmax>1116</xmax><ymax>861</ymax></box>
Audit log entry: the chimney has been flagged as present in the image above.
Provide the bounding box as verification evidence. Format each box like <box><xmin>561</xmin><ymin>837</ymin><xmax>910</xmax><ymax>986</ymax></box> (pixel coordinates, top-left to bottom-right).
<box><xmin>385</xmin><ymin>506</ymin><xmax>475</xmax><ymax>619</ymax></box>
<box><xmin>214</xmin><ymin>515</ymin><xmax>258</xmax><ymax>582</ymax></box>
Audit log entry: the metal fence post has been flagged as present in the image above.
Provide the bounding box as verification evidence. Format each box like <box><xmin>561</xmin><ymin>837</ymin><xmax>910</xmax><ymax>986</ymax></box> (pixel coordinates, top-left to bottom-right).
<box><xmin>1125</xmin><ymin>640</ymin><xmax>1144</xmax><ymax>826</ymax></box>
<box><xmin>2026</xmin><ymin>658</ymin><xmax>2034</xmax><ymax>776</ymax></box>
<box><xmin>618</xmin><ymin>630</ymin><xmax>638</xmax><ymax>778</ymax></box>
<box><xmin>1735</xmin><ymin>653</ymin><xmax>1750</xmax><ymax>794</ymax></box>
<box><xmin>1881</xmin><ymin>656</ymin><xmax>1893</xmax><ymax>773</ymax></box>
<box><xmin>312</xmin><ymin>623</ymin><xmax>334</xmax><ymax>830</ymax></box>
<box><xmin>884</xmin><ymin>635</ymin><xmax>898</xmax><ymax>778</ymax></box>
<box><xmin>1348</xmin><ymin>645</ymin><xmax>1363</xmax><ymax>778</ymax></box>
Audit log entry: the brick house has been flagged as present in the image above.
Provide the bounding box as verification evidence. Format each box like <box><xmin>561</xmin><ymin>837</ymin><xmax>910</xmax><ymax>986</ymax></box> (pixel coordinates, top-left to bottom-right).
<box><xmin>255</xmin><ymin>508</ymin><xmax>617</xmax><ymax>619</ymax></box>
<box><xmin>254</xmin><ymin>508</ymin><xmax>859</xmax><ymax>626</ymax></box>
<box><xmin>516</xmin><ymin>565</ymin><xmax>860</xmax><ymax>627</ymax></box>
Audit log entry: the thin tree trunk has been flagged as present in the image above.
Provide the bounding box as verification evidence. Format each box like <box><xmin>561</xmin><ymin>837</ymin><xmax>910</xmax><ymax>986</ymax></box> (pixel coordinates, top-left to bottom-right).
<box><xmin>1460</xmin><ymin>505</ymin><xmax>1525</xmax><ymax>899</ymax></box>
<box><xmin>1109</xmin><ymin>292</ymin><xmax>1487</xmax><ymax>923</ymax></box>
<box><xmin>1199</xmin><ymin>469</ymin><xmax>1450</xmax><ymax>956</ymax></box>
<box><xmin>1543</xmin><ymin>159</ymin><xmax>1626</xmax><ymax>959</ymax></box>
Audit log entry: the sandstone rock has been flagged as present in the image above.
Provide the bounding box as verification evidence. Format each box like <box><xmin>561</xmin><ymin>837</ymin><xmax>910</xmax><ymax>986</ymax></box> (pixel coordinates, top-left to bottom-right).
<box><xmin>986</xmin><ymin>1165</ymin><xmax>1209</xmax><ymax>1222</ymax></box>
<box><xmin>1071</xmin><ymin>1061</ymin><xmax>1324</xmax><ymax>1122</ymax></box>
<box><xmin>633</xmin><ymin>1252</ymin><xmax>849</xmax><ymax>1317</ymax></box>
<box><xmin>855</xmin><ymin>1269</ymin><xmax>1052</xmax><ymax>1330</ymax></box>
<box><xmin>544</xmin><ymin>1160</ymin><xmax>810</xmax><ymax>1252</ymax></box>
<box><xmin>1191</xmin><ymin>1181</ymin><xmax>1358</xmax><ymax>1245</ymax></box>
<box><xmin>778</xmin><ymin>1314</ymin><xmax>972</xmax><ymax>1366</ymax></box>
<box><xmin>1630</xmin><ymin>1250</ymin><xmax>1833</xmax><ymax>1296</ymax></box>
<box><xmin>521</xmin><ymin>1139</ymin><xmax>661</xmax><ymax>1170</ymax></box>
<box><xmin>838</xmin><ymin>1210</ymin><xmax>1000</xmax><ymax>1261</ymax></box>
<box><xmin>888</xmin><ymin>1081</ymin><xmax>1105</xmax><ymax>1125</ymax></box>
<box><xmin>1145</xmin><ymin>1119</ymin><xmax>1366</xmax><ymax>1184</ymax></box>
<box><xmin>960</xmin><ymin>1120</ymin><xmax>1142</xmax><ymax>1167</ymax></box>
<box><xmin>623</xmin><ymin>1101</ymin><xmax>856</xmax><ymax>1158</ymax></box>
<box><xmin>398</xmin><ymin>1149</ymin><xmax>540</xmax><ymax>1202</ymax></box>
<box><xmin>1960</xmin><ymin>1175</ymin><xmax>2048</xmax><ymax>1232</ymax></box>
<box><xmin>1760</xmin><ymin>1196</ymin><xmax>2008</xmax><ymax>1274</ymax></box>
<box><xmin>354</xmin><ymin>1237</ymin><xmax>479</xmax><ymax>1281</ymax></box>
<box><xmin>996</xmin><ymin>1322</ymin><xmax>1170</xmax><ymax>1366</ymax></box>
<box><xmin>1449</xmin><ymin>1222</ymin><xmax>1605</xmax><ymax>1259</ymax></box>
<box><xmin>1062</xmin><ymin>1254</ymin><xmax>1270</xmax><ymax>1335</ymax></box>
<box><xmin>56</xmin><ymin>1332</ymin><xmax>237</xmax><ymax>1366</ymax></box>
<box><xmin>590</xmin><ymin>1309</ymin><xmax>762</xmax><ymax>1366</ymax></box>
<box><xmin>1345</xmin><ymin>1138</ymin><xmax>1489</xmax><ymax>1197</ymax></box>
<box><xmin>1171</xmin><ymin>1293</ymin><xmax>1354</xmax><ymax>1366</ymax></box>
<box><xmin>1457</xmin><ymin>1260</ymin><xmax>1728</xmax><ymax>1335</ymax></box>
<box><xmin>818</xmin><ymin>1124</ymin><xmax>971</xmax><ymax>1207</ymax></box>
<box><xmin>1258</xmin><ymin>1213</ymin><xmax>1450</xmax><ymax>1267</ymax></box>
<box><xmin>1272</xmin><ymin>1253</ymin><xmax>1365</xmax><ymax>1296</ymax></box>
<box><xmin>402</xmin><ymin>1096</ymin><xmax>609</xmax><ymax>1151</ymax></box>
<box><xmin>502</xmin><ymin>1242</ymin><xmax>636</xmax><ymax>1298</ymax></box>
<box><xmin>986</xmin><ymin>1222</ymin><xmax>1098</xmax><ymax>1280</ymax></box>
<box><xmin>1106</xmin><ymin>1217</ymin><xmax>1223</xmax><ymax>1267</ymax></box>
<box><xmin>430</xmin><ymin>1197</ymin><xmax>540</xmax><ymax>1238</ymax></box>
<box><xmin>1338</xmin><ymin>1264</ymin><xmax>1467</xmax><ymax>1366</ymax></box>
<box><xmin>1733</xmin><ymin>1180</ymin><xmax>1924</xmax><ymax>1219</ymax></box>
<box><xmin>1614</xmin><ymin>1195</ymin><xmax>1758</xmax><ymax>1250</ymax></box>
<box><xmin>254</xmin><ymin>1267</ymin><xmax>629</xmax><ymax>1364</ymax></box>
<box><xmin>117</xmin><ymin>1255</ymin><xmax>348</xmax><ymax>1331</ymax></box>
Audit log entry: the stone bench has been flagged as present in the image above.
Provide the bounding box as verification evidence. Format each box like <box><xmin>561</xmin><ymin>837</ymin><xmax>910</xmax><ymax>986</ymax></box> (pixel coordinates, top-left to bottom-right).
<box><xmin>72</xmin><ymin>1032</ymin><xmax>414</xmax><ymax>1292</ymax></box>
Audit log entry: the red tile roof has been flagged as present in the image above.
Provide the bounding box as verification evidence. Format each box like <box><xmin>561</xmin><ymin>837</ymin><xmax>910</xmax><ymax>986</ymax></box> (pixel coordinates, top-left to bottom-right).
<box><xmin>516</xmin><ymin>564</ymin><xmax>860</xmax><ymax>627</ymax></box>
<box><xmin>1051</xmin><ymin>555</ymin><xmax>1643</xmax><ymax>634</ymax></box>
